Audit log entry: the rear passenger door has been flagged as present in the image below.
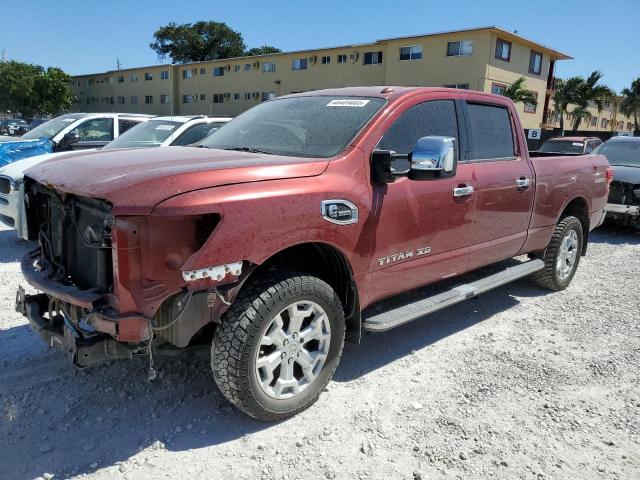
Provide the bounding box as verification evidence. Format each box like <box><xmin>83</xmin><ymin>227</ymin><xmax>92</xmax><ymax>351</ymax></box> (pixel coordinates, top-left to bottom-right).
<box><xmin>464</xmin><ymin>101</ymin><xmax>535</xmax><ymax>271</ymax></box>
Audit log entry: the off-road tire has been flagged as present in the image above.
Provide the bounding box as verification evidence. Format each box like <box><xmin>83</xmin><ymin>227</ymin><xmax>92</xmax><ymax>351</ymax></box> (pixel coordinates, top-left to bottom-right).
<box><xmin>532</xmin><ymin>215</ymin><xmax>584</xmax><ymax>291</ymax></box>
<box><xmin>211</xmin><ymin>273</ymin><xmax>345</xmax><ymax>421</ymax></box>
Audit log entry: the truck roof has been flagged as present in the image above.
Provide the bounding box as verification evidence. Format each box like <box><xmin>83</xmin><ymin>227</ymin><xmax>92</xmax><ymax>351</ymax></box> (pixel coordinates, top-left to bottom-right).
<box><xmin>286</xmin><ymin>86</ymin><xmax>504</xmax><ymax>103</ymax></box>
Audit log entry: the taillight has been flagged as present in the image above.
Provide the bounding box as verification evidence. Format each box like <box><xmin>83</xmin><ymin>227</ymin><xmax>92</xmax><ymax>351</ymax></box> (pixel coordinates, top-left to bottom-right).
<box><xmin>605</xmin><ymin>167</ymin><xmax>614</xmax><ymax>195</ymax></box>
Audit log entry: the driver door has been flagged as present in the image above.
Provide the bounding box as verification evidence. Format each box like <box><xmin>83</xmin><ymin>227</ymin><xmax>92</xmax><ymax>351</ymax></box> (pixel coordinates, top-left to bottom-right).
<box><xmin>66</xmin><ymin>118</ymin><xmax>114</xmax><ymax>150</ymax></box>
<box><xmin>364</xmin><ymin>97</ymin><xmax>475</xmax><ymax>303</ymax></box>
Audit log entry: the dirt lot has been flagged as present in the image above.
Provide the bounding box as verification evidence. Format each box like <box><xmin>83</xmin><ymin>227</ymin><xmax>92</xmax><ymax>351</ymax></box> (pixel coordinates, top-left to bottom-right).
<box><xmin>1</xmin><ymin>222</ymin><xmax>639</xmax><ymax>480</ymax></box>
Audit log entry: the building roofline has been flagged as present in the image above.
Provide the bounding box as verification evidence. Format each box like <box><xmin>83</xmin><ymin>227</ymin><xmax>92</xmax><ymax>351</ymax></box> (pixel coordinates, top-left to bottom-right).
<box><xmin>72</xmin><ymin>25</ymin><xmax>571</xmax><ymax>77</ymax></box>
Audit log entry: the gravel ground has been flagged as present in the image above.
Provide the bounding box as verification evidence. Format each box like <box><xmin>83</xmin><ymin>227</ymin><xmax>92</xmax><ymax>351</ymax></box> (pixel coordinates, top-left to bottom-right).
<box><xmin>1</xmin><ymin>222</ymin><xmax>639</xmax><ymax>480</ymax></box>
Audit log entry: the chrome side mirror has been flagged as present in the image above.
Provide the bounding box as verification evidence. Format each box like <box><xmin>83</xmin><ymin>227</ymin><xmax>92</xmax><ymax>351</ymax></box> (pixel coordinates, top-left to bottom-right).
<box><xmin>409</xmin><ymin>136</ymin><xmax>457</xmax><ymax>180</ymax></box>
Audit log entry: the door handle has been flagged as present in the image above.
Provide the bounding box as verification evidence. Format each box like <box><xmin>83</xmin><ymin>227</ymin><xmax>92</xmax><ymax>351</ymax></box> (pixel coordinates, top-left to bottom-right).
<box><xmin>516</xmin><ymin>177</ymin><xmax>531</xmax><ymax>191</ymax></box>
<box><xmin>453</xmin><ymin>185</ymin><xmax>474</xmax><ymax>197</ymax></box>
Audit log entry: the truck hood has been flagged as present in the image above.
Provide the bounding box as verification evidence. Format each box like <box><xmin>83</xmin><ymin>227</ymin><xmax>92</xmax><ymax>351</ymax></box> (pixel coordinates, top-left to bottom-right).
<box><xmin>611</xmin><ymin>165</ymin><xmax>640</xmax><ymax>184</ymax></box>
<box><xmin>25</xmin><ymin>146</ymin><xmax>329</xmax><ymax>214</ymax></box>
<box><xmin>0</xmin><ymin>150</ymin><xmax>83</xmax><ymax>180</ymax></box>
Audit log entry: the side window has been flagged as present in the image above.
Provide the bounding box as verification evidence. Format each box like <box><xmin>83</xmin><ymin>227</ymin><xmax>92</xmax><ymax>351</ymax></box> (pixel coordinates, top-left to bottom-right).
<box><xmin>72</xmin><ymin>118</ymin><xmax>114</xmax><ymax>142</ymax></box>
<box><xmin>466</xmin><ymin>103</ymin><xmax>515</xmax><ymax>160</ymax></box>
<box><xmin>378</xmin><ymin>100</ymin><xmax>459</xmax><ymax>158</ymax></box>
<box><xmin>171</xmin><ymin>123</ymin><xmax>219</xmax><ymax>146</ymax></box>
<box><xmin>119</xmin><ymin>119</ymin><xmax>140</xmax><ymax>135</ymax></box>
<box><xmin>585</xmin><ymin>141</ymin><xmax>594</xmax><ymax>154</ymax></box>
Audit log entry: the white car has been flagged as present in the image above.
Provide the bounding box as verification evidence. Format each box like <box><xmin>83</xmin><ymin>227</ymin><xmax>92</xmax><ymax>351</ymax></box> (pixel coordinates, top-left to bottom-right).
<box><xmin>0</xmin><ymin>115</ymin><xmax>232</xmax><ymax>239</ymax></box>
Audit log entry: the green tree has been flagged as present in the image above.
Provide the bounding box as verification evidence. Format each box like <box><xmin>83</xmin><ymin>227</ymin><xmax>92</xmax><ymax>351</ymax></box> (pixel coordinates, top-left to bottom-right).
<box><xmin>502</xmin><ymin>77</ymin><xmax>538</xmax><ymax>107</ymax></box>
<box><xmin>620</xmin><ymin>77</ymin><xmax>640</xmax><ymax>135</ymax></box>
<box><xmin>245</xmin><ymin>45</ymin><xmax>282</xmax><ymax>56</ymax></box>
<box><xmin>577</xmin><ymin>71</ymin><xmax>614</xmax><ymax>114</ymax></box>
<box><xmin>552</xmin><ymin>77</ymin><xmax>584</xmax><ymax>135</ymax></box>
<box><xmin>150</xmin><ymin>21</ymin><xmax>246</xmax><ymax>63</ymax></box>
<box><xmin>0</xmin><ymin>61</ymin><xmax>74</xmax><ymax>117</ymax></box>
<box><xmin>570</xmin><ymin>105</ymin><xmax>592</xmax><ymax>131</ymax></box>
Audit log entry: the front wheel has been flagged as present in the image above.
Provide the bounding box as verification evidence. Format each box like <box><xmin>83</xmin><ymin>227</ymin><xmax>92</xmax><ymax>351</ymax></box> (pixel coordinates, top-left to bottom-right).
<box><xmin>532</xmin><ymin>215</ymin><xmax>584</xmax><ymax>291</ymax></box>
<box><xmin>211</xmin><ymin>273</ymin><xmax>345</xmax><ymax>421</ymax></box>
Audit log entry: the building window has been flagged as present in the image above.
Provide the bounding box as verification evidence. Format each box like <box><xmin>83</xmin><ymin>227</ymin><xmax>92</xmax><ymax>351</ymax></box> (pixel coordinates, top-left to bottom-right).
<box><xmin>292</xmin><ymin>58</ymin><xmax>308</xmax><ymax>70</ymax></box>
<box><xmin>160</xmin><ymin>95</ymin><xmax>169</xmax><ymax>104</ymax></box>
<box><xmin>628</xmin><ymin>122</ymin><xmax>633</xmax><ymax>131</ymax></box>
<box><xmin>144</xmin><ymin>72</ymin><xmax>153</xmax><ymax>81</ymax></box>
<box><xmin>337</xmin><ymin>54</ymin><xmax>347</xmax><ymax>63</ymax></box>
<box><xmin>213</xmin><ymin>93</ymin><xmax>224</xmax><ymax>104</ymax></box>
<box><xmin>160</xmin><ymin>70</ymin><xmax>169</xmax><ymax>80</ymax></box>
<box><xmin>262</xmin><ymin>92</ymin><xmax>276</xmax><ymax>101</ymax></box>
<box><xmin>262</xmin><ymin>62</ymin><xmax>276</xmax><ymax>73</ymax></box>
<box><xmin>234</xmin><ymin>93</ymin><xmax>240</xmax><ymax>100</ymax></box>
<box><xmin>400</xmin><ymin>45</ymin><xmax>422</xmax><ymax>61</ymax></box>
<box><xmin>444</xmin><ymin>83</ymin><xmax>469</xmax><ymax>89</ymax></box>
<box><xmin>145</xmin><ymin>95</ymin><xmax>153</xmax><ymax>104</ymax></box>
<box><xmin>199</xmin><ymin>94</ymin><xmax>206</xmax><ymax>101</ymax></box>
<box><xmin>130</xmin><ymin>74</ymin><xmax>138</xmax><ymax>82</ymax></box>
<box><xmin>601</xmin><ymin>118</ymin><xmax>608</xmax><ymax>128</ymax></box>
<box><xmin>590</xmin><ymin>117</ymin><xmax>598</xmax><ymax>127</ymax></box>
<box><xmin>364</xmin><ymin>51</ymin><xmax>383</xmax><ymax>65</ymax></box>
<box><xmin>244</xmin><ymin>63</ymin><xmax>252</xmax><ymax>71</ymax></box>
<box><xmin>182</xmin><ymin>94</ymin><xmax>195</xmax><ymax>104</ymax></box>
<box><xmin>200</xmin><ymin>68</ymin><xmax>207</xmax><ymax>75</ymax></box>
<box><xmin>182</xmin><ymin>69</ymin><xmax>194</xmax><ymax>79</ymax></box>
<box><xmin>117</xmin><ymin>96</ymin><xmax>125</xmax><ymax>104</ymax></box>
<box><xmin>491</xmin><ymin>83</ymin><xmax>507</xmax><ymax>96</ymax></box>
<box><xmin>117</xmin><ymin>75</ymin><xmax>124</xmax><ymax>83</ymax></box>
<box><xmin>130</xmin><ymin>95</ymin><xmax>138</xmax><ymax>105</ymax></box>
<box><xmin>447</xmin><ymin>40</ymin><xmax>474</xmax><ymax>56</ymax></box>
<box><xmin>321</xmin><ymin>56</ymin><xmax>331</xmax><ymax>64</ymax></box>
<box><xmin>524</xmin><ymin>93</ymin><xmax>538</xmax><ymax>113</ymax></box>
<box><xmin>244</xmin><ymin>92</ymin><xmax>252</xmax><ymax>100</ymax></box>
<box><xmin>617</xmin><ymin>121</ymin><xmax>624</xmax><ymax>130</ymax></box>
<box><xmin>234</xmin><ymin>65</ymin><xmax>240</xmax><ymax>72</ymax></box>
<box><xmin>495</xmin><ymin>39</ymin><xmax>512</xmax><ymax>62</ymax></box>
<box><xmin>529</xmin><ymin>51</ymin><xmax>542</xmax><ymax>75</ymax></box>
<box><xmin>213</xmin><ymin>67</ymin><xmax>225</xmax><ymax>77</ymax></box>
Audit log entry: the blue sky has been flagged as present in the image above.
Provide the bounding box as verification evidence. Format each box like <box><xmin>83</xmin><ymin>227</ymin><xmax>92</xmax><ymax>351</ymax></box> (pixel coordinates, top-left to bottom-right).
<box><xmin>1</xmin><ymin>0</ymin><xmax>638</xmax><ymax>92</ymax></box>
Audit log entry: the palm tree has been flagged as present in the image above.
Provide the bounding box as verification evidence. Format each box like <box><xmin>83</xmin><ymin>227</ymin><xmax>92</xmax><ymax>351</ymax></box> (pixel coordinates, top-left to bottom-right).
<box><xmin>571</xmin><ymin>105</ymin><xmax>592</xmax><ymax>131</ymax></box>
<box><xmin>553</xmin><ymin>77</ymin><xmax>583</xmax><ymax>135</ymax></box>
<box><xmin>620</xmin><ymin>78</ymin><xmax>640</xmax><ymax>135</ymax></box>
<box><xmin>503</xmin><ymin>77</ymin><xmax>538</xmax><ymax>107</ymax></box>
<box><xmin>578</xmin><ymin>71</ymin><xmax>615</xmax><ymax>115</ymax></box>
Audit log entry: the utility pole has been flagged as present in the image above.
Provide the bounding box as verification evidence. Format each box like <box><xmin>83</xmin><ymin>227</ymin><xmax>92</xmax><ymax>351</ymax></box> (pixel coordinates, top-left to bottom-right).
<box><xmin>1</xmin><ymin>48</ymin><xmax>6</xmax><ymax>62</ymax></box>
<box><xmin>116</xmin><ymin>57</ymin><xmax>122</xmax><ymax>70</ymax></box>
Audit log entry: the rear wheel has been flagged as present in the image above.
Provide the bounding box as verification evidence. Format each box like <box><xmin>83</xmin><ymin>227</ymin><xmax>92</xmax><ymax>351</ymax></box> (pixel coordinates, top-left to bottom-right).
<box><xmin>211</xmin><ymin>273</ymin><xmax>345</xmax><ymax>421</ymax></box>
<box><xmin>532</xmin><ymin>215</ymin><xmax>584</xmax><ymax>291</ymax></box>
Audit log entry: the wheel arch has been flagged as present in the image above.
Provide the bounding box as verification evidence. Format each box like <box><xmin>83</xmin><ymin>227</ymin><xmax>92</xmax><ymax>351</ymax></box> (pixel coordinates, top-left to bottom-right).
<box><xmin>559</xmin><ymin>196</ymin><xmax>590</xmax><ymax>255</ymax></box>
<box><xmin>243</xmin><ymin>241</ymin><xmax>361</xmax><ymax>344</ymax></box>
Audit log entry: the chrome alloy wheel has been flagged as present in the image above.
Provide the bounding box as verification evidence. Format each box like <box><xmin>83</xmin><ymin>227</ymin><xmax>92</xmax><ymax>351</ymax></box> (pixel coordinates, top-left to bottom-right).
<box><xmin>255</xmin><ymin>301</ymin><xmax>331</xmax><ymax>400</ymax></box>
<box><xmin>556</xmin><ymin>229</ymin><xmax>579</xmax><ymax>280</ymax></box>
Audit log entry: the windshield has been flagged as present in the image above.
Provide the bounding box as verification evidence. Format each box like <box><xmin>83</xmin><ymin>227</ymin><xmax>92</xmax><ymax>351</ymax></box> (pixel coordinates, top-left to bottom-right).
<box><xmin>103</xmin><ymin>120</ymin><xmax>183</xmax><ymax>149</ymax></box>
<box><xmin>201</xmin><ymin>96</ymin><xmax>386</xmax><ymax>158</ymax></box>
<box><xmin>22</xmin><ymin>114</ymin><xmax>84</xmax><ymax>139</ymax></box>
<box><xmin>594</xmin><ymin>141</ymin><xmax>640</xmax><ymax>167</ymax></box>
<box><xmin>539</xmin><ymin>140</ymin><xmax>584</xmax><ymax>154</ymax></box>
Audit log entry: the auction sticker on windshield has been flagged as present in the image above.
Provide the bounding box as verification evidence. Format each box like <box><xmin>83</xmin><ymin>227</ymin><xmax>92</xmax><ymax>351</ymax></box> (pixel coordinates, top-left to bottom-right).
<box><xmin>155</xmin><ymin>125</ymin><xmax>176</xmax><ymax>131</ymax></box>
<box><xmin>326</xmin><ymin>99</ymin><xmax>371</xmax><ymax>107</ymax></box>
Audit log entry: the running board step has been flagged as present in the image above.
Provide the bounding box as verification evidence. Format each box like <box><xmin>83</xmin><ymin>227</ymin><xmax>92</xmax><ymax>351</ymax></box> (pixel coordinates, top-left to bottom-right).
<box><xmin>362</xmin><ymin>259</ymin><xmax>544</xmax><ymax>332</ymax></box>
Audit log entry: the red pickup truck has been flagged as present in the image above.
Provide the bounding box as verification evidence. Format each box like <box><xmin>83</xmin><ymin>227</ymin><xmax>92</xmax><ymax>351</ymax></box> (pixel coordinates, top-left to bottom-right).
<box><xmin>17</xmin><ymin>87</ymin><xmax>611</xmax><ymax>420</ymax></box>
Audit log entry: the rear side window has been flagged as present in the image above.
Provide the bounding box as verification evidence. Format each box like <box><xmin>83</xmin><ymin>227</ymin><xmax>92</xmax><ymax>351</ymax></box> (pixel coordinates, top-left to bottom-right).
<box><xmin>119</xmin><ymin>119</ymin><xmax>141</xmax><ymax>135</ymax></box>
<box><xmin>172</xmin><ymin>123</ymin><xmax>221</xmax><ymax>146</ymax></box>
<box><xmin>378</xmin><ymin>100</ymin><xmax>459</xmax><ymax>158</ymax></box>
<box><xmin>466</xmin><ymin>103</ymin><xmax>515</xmax><ymax>160</ymax></box>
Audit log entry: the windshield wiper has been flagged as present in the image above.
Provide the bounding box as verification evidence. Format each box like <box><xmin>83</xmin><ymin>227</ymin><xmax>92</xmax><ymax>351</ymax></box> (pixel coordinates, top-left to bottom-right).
<box><xmin>222</xmin><ymin>147</ymin><xmax>273</xmax><ymax>155</ymax></box>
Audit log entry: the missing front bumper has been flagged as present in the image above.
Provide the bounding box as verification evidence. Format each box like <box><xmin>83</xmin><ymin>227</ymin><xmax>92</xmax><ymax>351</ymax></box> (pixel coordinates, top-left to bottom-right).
<box><xmin>16</xmin><ymin>287</ymin><xmax>137</xmax><ymax>367</ymax></box>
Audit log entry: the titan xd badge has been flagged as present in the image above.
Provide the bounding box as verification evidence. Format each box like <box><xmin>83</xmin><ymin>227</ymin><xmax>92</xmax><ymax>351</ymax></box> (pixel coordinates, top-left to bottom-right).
<box><xmin>377</xmin><ymin>247</ymin><xmax>431</xmax><ymax>266</ymax></box>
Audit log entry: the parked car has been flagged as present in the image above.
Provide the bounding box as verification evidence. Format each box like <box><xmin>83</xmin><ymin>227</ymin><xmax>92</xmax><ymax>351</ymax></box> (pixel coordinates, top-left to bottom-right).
<box><xmin>0</xmin><ymin>115</ymin><xmax>231</xmax><ymax>238</ymax></box>
<box><xmin>535</xmin><ymin>136</ymin><xmax>603</xmax><ymax>156</ymax></box>
<box><xmin>0</xmin><ymin>119</ymin><xmax>28</xmax><ymax>135</ymax></box>
<box><xmin>0</xmin><ymin>113</ymin><xmax>153</xmax><ymax>166</ymax></box>
<box><xmin>7</xmin><ymin>119</ymin><xmax>29</xmax><ymax>136</ymax></box>
<box><xmin>28</xmin><ymin>118</ymin><xmax>49</xmax><ymax>130</ymax></box>
<box><xmin>16</xmin><ymin>87</ymin><xmax>611</xmax><ymax>421</ymax></box>
<box><xmin>594</xmin><ymin>137</ymin><xmax>640</xmax><ymax>228</ymax></box>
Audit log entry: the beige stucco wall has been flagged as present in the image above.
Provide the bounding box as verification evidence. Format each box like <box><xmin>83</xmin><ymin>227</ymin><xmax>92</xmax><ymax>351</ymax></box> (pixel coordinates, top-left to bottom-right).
<box><xmin>546</xmin><ymin>97</ymin><xmax>634</xmax><ymax>133</ymax></box>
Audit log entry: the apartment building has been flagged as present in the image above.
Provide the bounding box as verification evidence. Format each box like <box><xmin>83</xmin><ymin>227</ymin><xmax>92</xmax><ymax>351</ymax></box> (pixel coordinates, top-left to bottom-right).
<box><xmin>70</xmin><ymin>26</ymin><xmax>572</xmax><ymax>130</ymax></box>
<box><xmin>545</xmin><ymin>97</ymin><xmax>635</xmax><ymax>134</ymax></box>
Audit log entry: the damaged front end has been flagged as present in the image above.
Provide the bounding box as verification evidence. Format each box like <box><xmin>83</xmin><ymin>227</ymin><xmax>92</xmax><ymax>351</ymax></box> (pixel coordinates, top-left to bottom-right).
<box><xmin>606</xmin><ymin>181</ymin><xmax>640</xmax><ymax>229</ymax></box>
<box><xmin>17</xmin><ymin>179</ymin><xmax>244</xmax><ymax>367</ymax></box>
